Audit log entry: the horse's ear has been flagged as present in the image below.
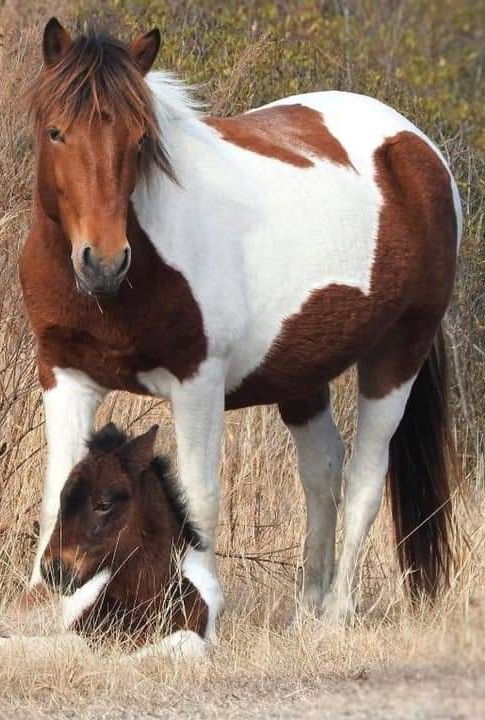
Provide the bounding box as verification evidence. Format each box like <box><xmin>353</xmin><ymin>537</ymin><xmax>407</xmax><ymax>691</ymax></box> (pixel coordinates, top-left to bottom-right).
<box><xmin>43</xmin><ymin>18</ymin><xmax>72</xmax><ymax>68</ymax></box>
<box><xmin>122</xmin><ymin>425</ymin><xmax>159</xmax><ymax>473</ymax></box>
<box><xmin>130</xmin><ymin>28</ymin><xmax>161</xmax><ymax>75</ymax></box>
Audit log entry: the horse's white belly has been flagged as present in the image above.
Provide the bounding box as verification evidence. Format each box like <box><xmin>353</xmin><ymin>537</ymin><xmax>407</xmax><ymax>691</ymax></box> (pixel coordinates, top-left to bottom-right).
<box><xmin>224</xmin><ymin>158</ymin><xmax>382</xmax><ymax>391</ymax></box>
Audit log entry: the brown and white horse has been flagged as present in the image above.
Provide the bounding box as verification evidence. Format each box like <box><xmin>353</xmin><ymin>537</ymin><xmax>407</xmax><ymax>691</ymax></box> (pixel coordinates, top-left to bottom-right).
<box><xmin>20</xmin><ymin>19</ymin><xmax>461</xmax><ymax>637</ymax></box>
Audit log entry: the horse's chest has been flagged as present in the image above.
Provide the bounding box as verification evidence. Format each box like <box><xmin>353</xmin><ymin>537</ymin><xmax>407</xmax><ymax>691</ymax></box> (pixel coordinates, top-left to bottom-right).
<box><xmin>39</xmin><ymin>301</ymin><xmax>207</xmax><ymax>393</ymax></box>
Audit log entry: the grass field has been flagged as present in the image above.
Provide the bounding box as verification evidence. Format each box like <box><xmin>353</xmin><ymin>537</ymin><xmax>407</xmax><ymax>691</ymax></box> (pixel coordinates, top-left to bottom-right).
<box><xmin>0</xmin><ymin>0</ymin><xmax>484</xmax><ymax>717</ymax></box>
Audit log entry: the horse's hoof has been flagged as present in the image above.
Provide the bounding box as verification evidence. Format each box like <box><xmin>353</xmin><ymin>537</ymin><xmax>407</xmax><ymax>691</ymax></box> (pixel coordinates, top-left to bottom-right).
<box><xmin>291</xmin><ymin>599</ymin><xmax>323</xmax><ymax>627</ymax></box>
<box><xmin>320</xmin><ymin>592</ymin><xmax>355</xmax><ymax>627</ymax></box>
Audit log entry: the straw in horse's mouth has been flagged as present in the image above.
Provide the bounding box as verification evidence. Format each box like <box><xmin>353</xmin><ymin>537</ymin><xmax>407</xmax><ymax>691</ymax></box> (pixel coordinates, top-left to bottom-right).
<box><xmin>74</xmin><ymin>273</ymin><xmax>106</xmax><ymax>314</ymax></box>
<box><xmin>73</xmin><ymin>266</ymin><xmax>132</xmax><ymax>307</ymax></box>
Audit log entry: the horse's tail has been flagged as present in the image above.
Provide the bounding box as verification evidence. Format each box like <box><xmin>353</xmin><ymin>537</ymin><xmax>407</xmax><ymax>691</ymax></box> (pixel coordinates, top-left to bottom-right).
<box><xmin>388</xmin><ymin>323</ymin><xmax>455</xmax><ymax>598</ymax></box>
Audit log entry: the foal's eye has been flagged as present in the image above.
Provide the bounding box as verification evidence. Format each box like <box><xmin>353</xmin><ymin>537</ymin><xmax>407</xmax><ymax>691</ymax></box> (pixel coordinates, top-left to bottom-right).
<box><xmin>47</xmin><ymin>127</ymin><xmax>64</xmax><ymax>143</ymax></box>
<box><xmin>94</xmin><ymin>500</ymin><xmax>113</xmax><ymax>515</ymax></box>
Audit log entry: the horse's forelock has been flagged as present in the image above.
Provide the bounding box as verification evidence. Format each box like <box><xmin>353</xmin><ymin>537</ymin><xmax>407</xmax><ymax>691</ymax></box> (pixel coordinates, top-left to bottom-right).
<box><xmin>86</xmin><ymin>422</ymin><xmax>127</xmax><ymax>455</ymax></box>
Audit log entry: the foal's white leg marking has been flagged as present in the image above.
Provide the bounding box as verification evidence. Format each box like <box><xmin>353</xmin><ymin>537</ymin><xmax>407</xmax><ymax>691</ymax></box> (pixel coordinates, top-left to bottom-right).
<box><xmin>324</xmin><ymin>377</ymin><xmax>415</xmax><ymax>622</ymax></box>
<box><xmin>30</xmin><ymin>368</ymin><xmax>106</xmax><ymax>588</ymax></box>
<box><xmin>287</xmin><ymin>405</ymin><xmax>344</xmax><ymax>609</ymax></box>
<box><xmin>170</xmin><ymin>358</ymin><xmax>226</xmax><ymax>641</ymax></box>
<box><xmin>60</xmin><ymin>569</ymin><xmax>111</xmax><ymax>630</ymax></box>
<box><xmin>131</xmin><ymin>630</ymin><xmax>207</xmax><ymax>662</ymax></box>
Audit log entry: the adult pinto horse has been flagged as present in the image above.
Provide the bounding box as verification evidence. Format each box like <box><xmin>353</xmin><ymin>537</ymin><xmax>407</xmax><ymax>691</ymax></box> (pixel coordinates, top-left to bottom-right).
<box><xmin>20</xmin><ymin>19</ymin><xmax>461</xmax><ymax>638</ymax></box>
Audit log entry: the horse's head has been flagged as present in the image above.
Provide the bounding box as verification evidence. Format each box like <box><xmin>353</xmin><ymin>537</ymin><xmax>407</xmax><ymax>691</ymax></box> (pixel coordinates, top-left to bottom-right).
<box><xmin>41</xmin><ymin>423</ymin><xmax>162</xmax><ymax>596</ymax></box>
<box><xmin>29</xmin><ymin>19</ymin><xmax>174</xmax><ymax>297</ymax></box>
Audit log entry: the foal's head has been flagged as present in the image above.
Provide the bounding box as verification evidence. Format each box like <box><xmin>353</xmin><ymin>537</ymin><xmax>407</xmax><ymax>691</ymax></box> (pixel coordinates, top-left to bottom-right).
<box><xmin>41</xmin><ymin>423</ymin><xmax>198</xmax><ymax>597</ymax></box>
<box><xmin>29</xmin><ymin>19</ymin><xmax>174</xmax><ymax>296</ymax></box>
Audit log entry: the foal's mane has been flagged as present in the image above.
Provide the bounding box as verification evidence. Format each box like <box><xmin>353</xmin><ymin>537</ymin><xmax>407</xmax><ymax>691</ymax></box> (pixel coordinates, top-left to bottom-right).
<box><xmin>27</xmin><ymin>30</ymin><xmax>175</xmax><ymax>181</ymax></box>
<box><xmin>87</xmin><ymin>424</ymin><xmax>203</xmax><ymax>550</ymax></box>
<box><xmin>151</xmin><ymin>456</ymin><xmax>204</xmax><ymax>551</ymax></box>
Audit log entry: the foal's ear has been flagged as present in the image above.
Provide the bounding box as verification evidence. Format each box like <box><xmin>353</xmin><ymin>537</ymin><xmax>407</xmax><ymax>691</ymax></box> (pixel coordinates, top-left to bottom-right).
<box><xmin>122</xmin><ymin>425</ymin><xmax>159</xmax><ymax>473</ymax></box>
<box><xmin>42</xmin><ymin>18</ymin><xmax>72</xmax><ymax>68</ymax></box>
<box><xmin>130</xmin><ymin>29</ymin><xmax>161</xmax><ymax>75</ymax></box>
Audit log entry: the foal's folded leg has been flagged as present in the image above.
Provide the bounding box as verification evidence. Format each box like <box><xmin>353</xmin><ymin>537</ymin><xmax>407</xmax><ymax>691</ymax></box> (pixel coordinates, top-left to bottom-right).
<box><xmin>0</xmin><ymin>583</ymin><xmax>87</xmax><ymax>659</ymax></box>
<box><xmin>0</xmin><ymin>632</ymin><xmax>87</xmax><ymax>657</ymax></box>
<box><xmin>130</xmin><ymin>630</ymin><xmax>207</xmax><ymax>662</ymax></box>
<box><xmin>1</xmin><ymin>583</ymin><xmax>54</xmax><ymax>638</ymax></box>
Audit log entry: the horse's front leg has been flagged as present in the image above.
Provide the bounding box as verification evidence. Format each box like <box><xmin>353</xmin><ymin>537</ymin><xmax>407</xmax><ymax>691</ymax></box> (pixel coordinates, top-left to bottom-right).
<box><xmin>170</xmin><ymin>359</ymin><xmax>225</xmax><ymax>643</ymax></box>
<box><xmin>30</xmin><ymin>367</ymin><xmax>105</xmax><ymax>588</ymax></box>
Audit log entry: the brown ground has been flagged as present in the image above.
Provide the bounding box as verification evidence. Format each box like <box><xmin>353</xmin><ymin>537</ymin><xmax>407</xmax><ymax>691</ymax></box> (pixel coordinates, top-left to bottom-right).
<box><xmin>1</xmin><ymin>662</ymin><xmax>484</xmax><ymax>719</ymax></box>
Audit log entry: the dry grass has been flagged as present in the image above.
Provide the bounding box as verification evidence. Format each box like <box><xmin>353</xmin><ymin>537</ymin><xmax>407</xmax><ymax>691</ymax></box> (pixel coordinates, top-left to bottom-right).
<box><xmin>0</xmin><ymin>2</ymin><xmax>484</xmax><ymax>718</ymax></box>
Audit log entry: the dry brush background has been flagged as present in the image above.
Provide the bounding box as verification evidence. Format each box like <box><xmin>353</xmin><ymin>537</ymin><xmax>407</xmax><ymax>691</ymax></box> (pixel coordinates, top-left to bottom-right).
<box><xmin>0</xmin><ymin>1</ymin><xmax>484</xmax><ymax>718</ymax></box>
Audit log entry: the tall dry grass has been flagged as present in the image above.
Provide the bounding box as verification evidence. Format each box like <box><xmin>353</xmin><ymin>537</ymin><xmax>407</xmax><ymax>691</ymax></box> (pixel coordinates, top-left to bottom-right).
<box><xmin>0</xmin><ymin>1</ymin><xmax>484</xmax><ymax>715</ymax></box>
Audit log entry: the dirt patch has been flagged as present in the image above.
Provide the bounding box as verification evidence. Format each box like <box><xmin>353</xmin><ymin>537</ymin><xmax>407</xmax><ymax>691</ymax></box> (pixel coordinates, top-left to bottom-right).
<box><xmin>1</xmin><ymin>662</ymin><xmax>484</xmax><ymax>720</ymax></box>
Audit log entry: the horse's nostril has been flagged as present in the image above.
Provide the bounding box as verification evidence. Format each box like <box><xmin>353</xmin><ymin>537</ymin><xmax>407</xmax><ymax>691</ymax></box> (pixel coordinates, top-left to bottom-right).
<box><xmin>41</xmin><ymin>556</ymin><xmax>60</xmax><ymax>587</ymax></box>
<box><xmin>51</xmin><ymin>557</ymin><xmax>62</xmax><ymax>582</ymax></box>
<box><xmin>116</xmin><ymin>246</ymin><xmax>131</xmax><ymax>276</ymax></box>
<box><xmin>82</xmin><ymin>245</ymin><xmax>94</xmax><ymax>269</ymax></box>
<box><xmin>40</xmin><ymin>558</ymin><xmax>50</xmax><ymax>585</ymax></box>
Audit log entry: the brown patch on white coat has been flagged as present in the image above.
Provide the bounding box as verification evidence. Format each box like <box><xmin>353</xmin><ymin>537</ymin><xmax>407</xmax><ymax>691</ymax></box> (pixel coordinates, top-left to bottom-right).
<box><xmin>204</xmin><ymin>104</ymin><xmax>355</xmax><ymax>170</ymax></box>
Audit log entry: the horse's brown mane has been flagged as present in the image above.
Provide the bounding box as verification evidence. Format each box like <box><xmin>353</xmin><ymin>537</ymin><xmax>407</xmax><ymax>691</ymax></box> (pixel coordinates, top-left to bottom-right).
<box><xmin>27</xmin><ymin>30</ymin><xmax>175</xmax><ymax>181</ymax></box>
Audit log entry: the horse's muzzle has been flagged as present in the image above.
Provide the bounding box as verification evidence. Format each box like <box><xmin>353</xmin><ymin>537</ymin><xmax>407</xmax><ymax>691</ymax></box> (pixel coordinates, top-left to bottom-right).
<box><xmin>73</xmin><ymin>243</ymin><xmax>131</xmax><ymax>298</ymax></box>
<box><xmin>41</xmin><ymin>557</ymin><xmax>81</xmax><ymax>596</ymax></box>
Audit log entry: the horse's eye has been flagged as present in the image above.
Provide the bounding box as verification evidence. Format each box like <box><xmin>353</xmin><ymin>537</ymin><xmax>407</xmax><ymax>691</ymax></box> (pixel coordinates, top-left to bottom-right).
<box><xmin>94</xmin><ymin>500</ymin><xmax>113</xmax><ymax>515</ymax></box>
<box><xmin>138</xmin><ymin>133</ymin><xmax>147</xmax><ymax>149</ymax></box>
<box><xmin>47</xmin><ymin>127</ymin><xmax>64</xmax><ymax>143</ymax></box>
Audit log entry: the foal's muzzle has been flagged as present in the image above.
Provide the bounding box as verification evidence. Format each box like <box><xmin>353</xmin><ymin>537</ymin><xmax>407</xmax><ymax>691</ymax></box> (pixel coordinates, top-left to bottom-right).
<box><xmin>73</xmin><ymin>243</ymin><xmax>131</xmax><ymax>297</ymax></box>
<box><xmin>41</xmin><ymin>557</ymin><xmax>80</xmax><ymax>596</ymax></box>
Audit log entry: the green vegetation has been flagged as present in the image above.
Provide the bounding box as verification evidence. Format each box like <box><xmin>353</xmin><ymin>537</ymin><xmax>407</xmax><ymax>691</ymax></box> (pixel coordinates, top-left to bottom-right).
<box><xmin>78</xmin><ymin>1</ymin><xmax>484</xmax><ymax>147</ymax></box>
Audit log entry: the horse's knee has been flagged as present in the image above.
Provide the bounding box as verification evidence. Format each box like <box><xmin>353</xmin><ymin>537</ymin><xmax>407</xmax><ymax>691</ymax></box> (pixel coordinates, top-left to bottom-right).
<box><xmin>324</xmin><ymin>425</ymin><xmax>344</xmax><ymax>486</ymax></box>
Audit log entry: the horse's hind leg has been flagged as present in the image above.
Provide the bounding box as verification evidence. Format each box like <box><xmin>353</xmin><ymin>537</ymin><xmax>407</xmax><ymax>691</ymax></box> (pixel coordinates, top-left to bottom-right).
<box><xmin>323</xmin><ymin>378</ymin><xmax>414</xmax><ymax>622</ymax></box>
<box><xmin>279</xmin><ymin>387</ymin><xmax>344</xmax><ymax>609</ymax></box>
<box><xmin>323</xmin><ymin>320</ymin><xmax>433</xmax><ymax>622</ymax></box>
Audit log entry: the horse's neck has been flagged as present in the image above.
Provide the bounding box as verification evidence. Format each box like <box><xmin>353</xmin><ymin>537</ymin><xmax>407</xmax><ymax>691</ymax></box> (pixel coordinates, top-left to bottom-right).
<box><xmin>131</xmin><ymin>472</ymin><xmax>189</xmax><ymax>587</ymax></box>
<box><xmin>131</xmin><ymin>115</ymin><xmax>231</xmax><ymax>258</ymax></box>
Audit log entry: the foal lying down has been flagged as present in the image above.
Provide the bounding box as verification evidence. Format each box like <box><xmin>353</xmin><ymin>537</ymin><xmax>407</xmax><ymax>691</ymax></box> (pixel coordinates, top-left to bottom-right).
<box><xmin>2</xmin><ymin>424</ymin><xmax>210</xmax><ymax>660</ymax></box>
